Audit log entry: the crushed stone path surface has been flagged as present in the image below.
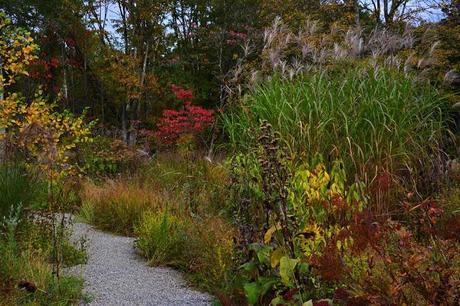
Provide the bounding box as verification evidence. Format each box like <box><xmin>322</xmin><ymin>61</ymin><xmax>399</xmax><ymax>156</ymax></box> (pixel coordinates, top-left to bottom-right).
<box><xmin>67</xmin><ymin>221</ymin><xmax>214</xmax><ymax>306</ymax></box>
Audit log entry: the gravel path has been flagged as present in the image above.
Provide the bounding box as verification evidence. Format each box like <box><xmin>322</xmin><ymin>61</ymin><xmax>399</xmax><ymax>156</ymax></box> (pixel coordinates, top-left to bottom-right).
<box><xmin>68</xmin><ymin>221</ymin><xmax>214</xmax><ymax>306</ymax></box>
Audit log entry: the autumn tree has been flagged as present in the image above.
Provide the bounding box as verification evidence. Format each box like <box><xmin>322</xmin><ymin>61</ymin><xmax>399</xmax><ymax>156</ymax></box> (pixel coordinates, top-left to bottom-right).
<box><xmin>0</xmin><ymin>12</ymin><xmax>38</xmax><ymax>161</ymax></box>
<box><xmin>360</xmin><ymin>0</ymin><xmax>442</xmax><ymax>26</ymax></box>
<box><xmin>0</xmin><ymin>12</ymin><xmax>93</xmax><ymax>177</ymax></box>
<box><xmin>437</xmin><ymin>0</ymin><xmax>460</xmax><ymax>70</ymax></box>
<box><xmin>99</xmin><ymin>0</ymin><xmax>164</xmax><ymax>145</ymax></box>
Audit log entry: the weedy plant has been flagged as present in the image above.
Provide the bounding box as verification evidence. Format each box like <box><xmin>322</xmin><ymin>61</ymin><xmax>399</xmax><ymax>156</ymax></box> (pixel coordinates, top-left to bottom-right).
<box><xmin>230</xmin><ymin>122</ymin><xmax>369</xmax><ymax>305</ymax></box>
<box><xmin>0</xmin><ymin>202</ymin><xmax>85</xmax><ymax>305</ymax></box>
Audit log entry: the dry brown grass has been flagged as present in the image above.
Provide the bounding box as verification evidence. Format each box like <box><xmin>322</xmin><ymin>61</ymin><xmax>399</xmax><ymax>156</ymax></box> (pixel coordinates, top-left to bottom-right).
<box><xmin>80</xmin><ymin>180</ymin><xmax>176</xmax><ymax>235</ymax></box>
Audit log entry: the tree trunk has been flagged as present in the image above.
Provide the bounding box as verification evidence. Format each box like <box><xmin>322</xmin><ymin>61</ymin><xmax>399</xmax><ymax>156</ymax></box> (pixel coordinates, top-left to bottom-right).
<box><xmin>118</xmin><ymin>0</ymin><xmax>132</xmax><ymax>146</ymax></box>
<box><xmin>0</xmin><ymin>59</ymin><xmax>5</xmax><ymax>164</ymax></box>
<box><xmin>137</xmin><ymin>43</ymin><xmax>149</xmax><ymax>120</ymax></box>
<box><xmin>121</xmin><ymin>102</ymin><xmax>129</xmax><ymax>144</ymax></box>
<box><xmin>353</xmin><ymin>0</ymin><xmax>360</xmax><ymax>26</ymax></box>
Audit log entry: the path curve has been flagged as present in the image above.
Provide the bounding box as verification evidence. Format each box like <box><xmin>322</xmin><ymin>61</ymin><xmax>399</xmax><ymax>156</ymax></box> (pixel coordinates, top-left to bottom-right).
<box><xmin>68</xmin><ymin>221</ymin><xmax>214</xmax><ymax>306</ymax></box>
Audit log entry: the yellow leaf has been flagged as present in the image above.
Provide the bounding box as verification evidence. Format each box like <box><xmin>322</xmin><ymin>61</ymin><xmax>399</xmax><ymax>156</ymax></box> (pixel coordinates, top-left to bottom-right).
<box><xmin>279</xmin><ymin>256</ymin><xmax>298</xmax><ymax>286</ymax></box>
<box><xmin>270</xmin><ymin>248</ymin><xmax>284</xmax><ymax>268</ymax></box>
<box><xmin>264</xmin><ymin>222</ymin><xmax>281</xmax><ymax>244</ymax></box>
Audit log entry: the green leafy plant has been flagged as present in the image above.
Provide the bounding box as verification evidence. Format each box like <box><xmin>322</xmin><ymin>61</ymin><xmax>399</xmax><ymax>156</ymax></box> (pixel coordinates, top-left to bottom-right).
<box><xmin>79</xmin><ymin>136</ymin><xmax>143</xmax><ymax>178</ymax></box>
<box><xmin>230</xmin><ymin>122</ymin><xmax>369</xmax><ymax>305</ymax></box>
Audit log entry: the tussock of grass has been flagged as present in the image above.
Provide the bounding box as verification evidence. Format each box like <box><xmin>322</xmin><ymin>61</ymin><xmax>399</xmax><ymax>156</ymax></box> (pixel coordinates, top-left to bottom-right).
<box><xmin>134</xmin><ymin>212</ymin><xmax>188</xmax><ymax>267</ymax></box>
<box><xmin>182</xmin><ymin>217</ymin><xmax>236</xmax><ymax>292</ymax></box>
<box><xmin>80</xmin><ymin>180</ymin><xmax>167</xmax><ymax>235</ymax></box>
<box><xmin>134</xmin><ymin>211</ymin><xmax>236</xmax><ymax>294</ymax></box>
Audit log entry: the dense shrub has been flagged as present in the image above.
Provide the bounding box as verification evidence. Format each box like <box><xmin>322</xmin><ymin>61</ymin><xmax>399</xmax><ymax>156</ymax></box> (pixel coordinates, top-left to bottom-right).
<box><xmin>79</xmin><ymin>136</ymin><xmax>144</xmax><ymax>178</ymax></box>
<box><xmin>154</xmin><ymin>84</ymin><xmax>215</xmax><ymax>147</ymax></box>
<box><xmin>155</xmin><ymin>102</ymin><xmax>215</xmax><ymax>146</ymax></box>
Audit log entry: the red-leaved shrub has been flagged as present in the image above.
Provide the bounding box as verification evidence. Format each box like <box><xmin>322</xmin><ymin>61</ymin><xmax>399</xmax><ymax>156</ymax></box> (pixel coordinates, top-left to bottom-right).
<box><xmin>155</xmin><ymin>85</ymin><xmax>214</xmax><ymax>145</ymax></box>
<box><xmin>171</xmin><ymin>84</ymin><xmax>194</xmax><ymax>101</ymax></box>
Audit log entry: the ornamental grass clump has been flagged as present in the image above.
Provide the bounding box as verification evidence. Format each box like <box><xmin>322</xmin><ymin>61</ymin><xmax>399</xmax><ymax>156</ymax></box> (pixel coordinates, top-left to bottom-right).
<box><xmin>79</xmin><ymin>180</ymin><xmax>167</xmax><ymax>236</ymax></box>
<box><xmin>134</xmin><ymin>212</ymin><xmax>188</xmax><ymax>267</ymax></box>
<box><xmin>134</xmin><ymin>211</ymin><xmax>237</xmax><ymax>295</ymax></box>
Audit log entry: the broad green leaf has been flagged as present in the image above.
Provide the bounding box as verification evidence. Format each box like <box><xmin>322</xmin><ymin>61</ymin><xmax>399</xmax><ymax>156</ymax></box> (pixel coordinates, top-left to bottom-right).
<box><xmin>244</xmin><ymin>282</ymin><xmax>261</xmax><ymax>305</ymax></box>
<box><xmin>303</xmin><ymin>300</ymin><xmax>313</xmax><ymax>306</ymax></box>
<box><xmin>257</xmin><ymin>246</ymin><xmax>272</xmax><ymax>266</ymax></box>
<box><xmin>298</xmin><ymin>262</ymin><xmax>310</xmax><ymax>275</ymax></box>
<box><xmin>258</xmin><ymin>277</ymin><xmax>278</xmax><ymax>296</ymax></box>
<box><xmin>240</xmin><ymin>261</ymin><xmax>258</xmax><ymax>272</ymax></box>
<box><xmin>249</xmin><ymin>244</ymin><xmax>272</xmax><ymax>266</ymax></box>
<box><xmin>279</xmin><ymin>256</ymin><xmax>299</xmax><ymax>285</ymax></box>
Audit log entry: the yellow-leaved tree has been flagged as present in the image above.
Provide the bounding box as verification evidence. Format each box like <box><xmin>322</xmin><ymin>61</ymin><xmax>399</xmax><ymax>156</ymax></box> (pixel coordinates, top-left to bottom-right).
<box><xmin>0</xmin><ymin>12</ymin><xmax>38</xmax><ymax>160</ymax></box>
<box><xmin>0</xmin><ymin>12</ymin><xmax>93</xmax><ymax>179</ymax></box>
<box><xmin>0</xmin><ymin>12</ymin><xmax>94</xmax><ymax>278</ymax></box>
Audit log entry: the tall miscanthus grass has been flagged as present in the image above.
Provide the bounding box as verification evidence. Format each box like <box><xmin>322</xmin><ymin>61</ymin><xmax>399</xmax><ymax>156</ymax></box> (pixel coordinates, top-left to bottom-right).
<box><xmin>222</xmin><ymin>66</ymin><xmax>452</xmax><ymax>209</ymax></box>
<box><xmin>220</xmin><ymin>18</ymin><xmax>454</xmax><ymax>214</ymax></box>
